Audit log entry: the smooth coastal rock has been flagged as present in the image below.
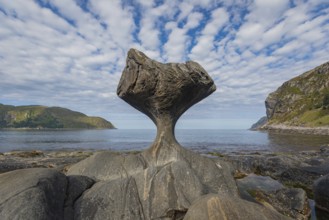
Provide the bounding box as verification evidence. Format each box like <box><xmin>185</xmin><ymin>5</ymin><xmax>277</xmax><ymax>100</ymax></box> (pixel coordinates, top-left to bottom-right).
<box><xmin>68</xmin><ymin>149</ymin><xmax>240</xmax><ymax>219</ymax></box>
<box><xmin>64</xmin><ymin>175</ymin><xmax>95</xmax><ymax>220</ymax></box>
<box><xmin>184</xmin><ymin>194</ymin><xmax>291</xmax><ymax>220</ymax></box>
<box><xmin>0</xmin><ymin>168</ymin><xmax>67</xmax><ymax>220</ymax></box>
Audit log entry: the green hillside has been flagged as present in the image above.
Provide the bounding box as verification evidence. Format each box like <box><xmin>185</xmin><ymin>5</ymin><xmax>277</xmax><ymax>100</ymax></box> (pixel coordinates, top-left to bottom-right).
<box><xmin>265</xmin><ymin>61</ymin><xmax>329</xmax><ymax>127</ymax></box>
<box><xmin>0</xmin><ymin>104</ymin><xmax>115</xmax><ymax>129</ymax></box>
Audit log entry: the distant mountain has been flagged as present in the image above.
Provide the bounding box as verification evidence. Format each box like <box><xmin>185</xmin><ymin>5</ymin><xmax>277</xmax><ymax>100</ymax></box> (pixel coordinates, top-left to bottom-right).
<box><xmin>0</xmin><ymin>104</ymin><xmax>115</xmax><ymax>129</ymax></box>
<box><xmin>256</xmin><ymin>61</ymin><xmax>329</xmax><ymax>134</ymax></box>
<box><xmin>250</xmin><ymin>116</ymin><xmax>267</xmax><ymax>130</ymax></box>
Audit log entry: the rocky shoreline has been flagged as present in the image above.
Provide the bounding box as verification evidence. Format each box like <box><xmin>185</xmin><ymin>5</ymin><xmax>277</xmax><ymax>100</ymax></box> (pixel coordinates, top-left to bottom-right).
<box><xmin>261</xmin><ymin>124</ymin><xmax>329</xmax><ymax>136</ymax></box>
<box><xmin>1</xmin><ymin>147</ymin><xmax>329</xmax><ymax>219</ymax></box>
<box><xmin>1</xmin><ymin>50</ymin><xmax>328</xmax><ymax>220</ymax></box>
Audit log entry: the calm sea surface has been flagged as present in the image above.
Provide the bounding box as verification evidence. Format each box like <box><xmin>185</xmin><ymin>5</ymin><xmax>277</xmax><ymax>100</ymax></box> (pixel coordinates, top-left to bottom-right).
<box><xmin>0</xmin><ymin>129</ymin><xmax>329</xmax><ymax>153</ymax></box>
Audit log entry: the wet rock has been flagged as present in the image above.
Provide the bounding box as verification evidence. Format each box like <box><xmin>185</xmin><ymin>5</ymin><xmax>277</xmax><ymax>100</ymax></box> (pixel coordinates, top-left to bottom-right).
<box><xmin>4</xmin><ymin>150</ymin><xmax>44</xmax><ymax>158</ymax></box>
<box><xmin>0</xmin><ymin>159</ymin><xmax>41</xmax><ymax>173</ymax></box>
<box><xmin>320</xmin><ymin>145</ymin><xmax>329</xmax><ymax>156</ymax></box>
<box><xmin>236</xmin><ymin>174</ymin><xmax>284</xmax><ymax>202</ymax></box>
<box><xmin>225</xmin><ymin>151</ymin><xmax>329</xmax><ymax>197</ymax></box>
<box><xmin>0</xmin><ymin>168</ymin><xmax>67</xmax><ymax>220</ymax></box>
<box><xmin>236</xmin><ymin>174</ymin><xmax>310</xmax><ymax>219</ymax></box>
<box><xmin>314</xmin><ymin>174</ymin><xmax>329</xmax><ymax>213</ymax></box>
<box><xmin>268</xmin><ymin>188</ymin><xmax>310</xmax><ymax>219</ymax></box>
<box><xmin>251</xmin><ymin>188</ymin><xmax>310</xmax><ymax>220</ymax></box>
<box><xmin>0</xmin><ymin>150</ymin><xmax>94</xmax><ymax>174</ymax></box>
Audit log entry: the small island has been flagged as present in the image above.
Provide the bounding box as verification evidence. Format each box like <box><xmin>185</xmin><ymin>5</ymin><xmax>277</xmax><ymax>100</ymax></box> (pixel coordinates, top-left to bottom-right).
<box><xmin>0</xmin><ymin>104</ymin><xmax>115</xmax><ymax>129</ymax></box>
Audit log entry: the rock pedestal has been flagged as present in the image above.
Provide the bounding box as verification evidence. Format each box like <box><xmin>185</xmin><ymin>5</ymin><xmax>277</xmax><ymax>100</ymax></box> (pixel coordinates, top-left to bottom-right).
<box><xmin>117</xmin><ymin>48</ymin><xmax>216</xmax><ymax>165</ymax></box>
<box><xmin>66</xmin><ymin>49</ymin><xmax>290</xmax><ymax>219</ymax></box>
<box><xmin>0</xmin><ymin>49</ymin><xmax>293</xmax><ymax>220</ymax></box>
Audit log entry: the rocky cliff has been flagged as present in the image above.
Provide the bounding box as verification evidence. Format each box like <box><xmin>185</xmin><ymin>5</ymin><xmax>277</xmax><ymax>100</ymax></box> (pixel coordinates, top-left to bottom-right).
<box><xmin>0</xmin><ymin>104</ymin><xmax>115</xmax><ymax>129</ymax></box>
<box><xmin>262</xmin><ymin>61</ymin><xmax>329</xmax><ymax>133</ymax></box>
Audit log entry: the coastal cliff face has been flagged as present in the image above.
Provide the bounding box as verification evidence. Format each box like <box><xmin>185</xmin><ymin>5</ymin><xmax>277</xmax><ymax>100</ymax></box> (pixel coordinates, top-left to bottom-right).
<box><xmin>0</xmin><ymin>104</ymin><xmax>115</xmax><ymax>129</ymax></box>
<box><xmin>264</xmin><ymin>61</ymin><xmax>329</xmax><ymax>130</ymax></box>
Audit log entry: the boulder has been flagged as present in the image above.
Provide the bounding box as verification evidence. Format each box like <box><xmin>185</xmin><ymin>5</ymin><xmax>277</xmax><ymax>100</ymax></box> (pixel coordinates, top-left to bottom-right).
<box><xmin>236</xmin><ymin>174</ymin><xmax>310</xmax><ymax>219</ymax></box>
<box><xmin>0</xmin><ymin>168</ymin><xmax>67</xmax><ymax>220</ymax></box>
<box><xmin>225</xmin><ymin>151</ymin><xmax>329</xmax><ymax>197</ymax></box>
<box><xmin>67</xmin><ymin>149</ymin><xmax>239</xmax><ymax>219</ymax></box>
<box><xmin>74</xmin><ymin>177</ymin><xmax>144</xmax><ymax>220</ymax></box>
<box><xmin>314</xmin><ymin>174</ymin><xmax>329</xmax><ymax>213</ymax></box>
<box><xmin>183</xmin><ymin>194</ymin><xmax>292</xmax><ymax>220</ymax></box>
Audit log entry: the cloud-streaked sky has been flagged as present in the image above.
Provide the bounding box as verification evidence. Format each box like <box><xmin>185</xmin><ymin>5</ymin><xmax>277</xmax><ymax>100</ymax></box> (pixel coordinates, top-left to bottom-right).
<box><xmin>0</xmin><ymin>0</ymin><xmax>328</xmax><ymax>129</ymax></box>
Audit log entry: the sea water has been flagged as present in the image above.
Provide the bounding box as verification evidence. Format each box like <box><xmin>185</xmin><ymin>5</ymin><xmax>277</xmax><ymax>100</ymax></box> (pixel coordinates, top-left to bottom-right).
<box><xmin>0</xmin><ymin>129</ymin><xmax>328</xmax><ymax>153</ymax></box>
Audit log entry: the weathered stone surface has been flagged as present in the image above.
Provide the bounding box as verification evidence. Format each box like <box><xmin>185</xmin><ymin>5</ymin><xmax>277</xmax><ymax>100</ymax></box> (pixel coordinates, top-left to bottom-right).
<box><xmin>64</xmin><ymin>175</ymin><xmax>95</xmax><ymax>220</ymax></box>
<box><xmin>117</xmin><ymin>48</ymin><xmax>216</xmax><ymax>165</ymax></box>
<box><xmin>0</xmin><ymin>168</ymin><xmax>67</xmax><ymax>220</ymax></box>
<box><xmin>66</xmin><ymin>151</ymin><xmax>146</xmax><ymax>181</ymax></box>
<box><xmin>67</xmin><ymin>148</ymin><xmax>239</xmax><ymax>219</ymax></box>
<box><xmin>75</xmin><ymin>177</ymin><xmax>144</xmax><ymax>220</ymax></box>
<box><xmin>183</xmin><ymin>194</ymin><xmax>292</xmax><ymax>220</ymax></box>
<box><xmin>314</xmin><ymin>174</ymin><xmax>329</xmax><ymax>213</ymax></box>
<box><xmin>117</xmin><ymin>48</ymin><xmax>216</xmax><ymax>126</ymax></box>
<box><xmin>264</xmin><ymin>188</ymin><xmax>310</xmax><ymax>220</ymax></box>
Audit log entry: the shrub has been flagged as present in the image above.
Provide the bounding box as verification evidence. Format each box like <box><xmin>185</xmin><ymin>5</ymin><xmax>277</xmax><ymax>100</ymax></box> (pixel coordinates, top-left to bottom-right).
<box><xmin>323</xmin><ymin>93</ymin><xmax>329</xmax><ymax>109</ymax></box>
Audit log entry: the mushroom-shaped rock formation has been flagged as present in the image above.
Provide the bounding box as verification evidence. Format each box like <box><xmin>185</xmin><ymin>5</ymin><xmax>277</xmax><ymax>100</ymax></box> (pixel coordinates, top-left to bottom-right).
<box><xmin>65</xmin><ymin>49</ymin><xmax>292</xmax><ymax>220</ymax></box>
<box><xmin>117</xmin><ymin>48</ymin><xmax>216</xmax><ymax>164</ymax></box>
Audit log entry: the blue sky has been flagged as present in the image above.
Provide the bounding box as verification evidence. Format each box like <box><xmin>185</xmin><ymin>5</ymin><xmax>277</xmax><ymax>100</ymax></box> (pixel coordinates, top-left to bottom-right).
<box><xmin>0</xmin><ymin>0</ymin><xmax>328</xmax><ymax>129</ymax></box>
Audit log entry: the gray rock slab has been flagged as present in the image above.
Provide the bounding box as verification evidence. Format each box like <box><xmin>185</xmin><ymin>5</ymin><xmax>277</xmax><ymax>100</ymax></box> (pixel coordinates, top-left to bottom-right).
<box><xmin>183</xmin><ymin>194</ymin><xmax>292</xmax><ymax>220</ymax></box>
<box><xmin>67</xmin><ymin>149</ymin><xmax>239</xmax><ymax>219</ymax></box>
<box><xmin>0</xmin><ymin>168</ymin><xmax>67</xmax><ymax>220</ymax></box>
<box><xmin>66</xmin><ymin>151</ymin><xmax>146</xmax><ymax>181</ymax></box>
<box><xmin>74</xmin><ymin>177</ymin><xmax>144</xmax><ymax>220</ymax></box>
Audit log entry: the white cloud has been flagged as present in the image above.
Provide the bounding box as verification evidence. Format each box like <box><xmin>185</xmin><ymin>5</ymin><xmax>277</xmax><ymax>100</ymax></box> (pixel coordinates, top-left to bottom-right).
<box><xmin>0</xmin><ymin>0</ymin><xmax>328</xmax><ymax>129</ymax></box>
<box><xmin>190</xmin><ymin>7</ymin><xmax>229</xmax><ymax>60</ymax></box>
<box><xmin>163</xmin><ymin>12</ymin><xmax>204</xmax><ymax>62</ymax></box>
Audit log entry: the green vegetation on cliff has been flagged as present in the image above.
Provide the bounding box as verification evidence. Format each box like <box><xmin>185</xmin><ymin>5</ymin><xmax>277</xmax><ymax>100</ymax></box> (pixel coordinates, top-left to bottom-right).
<box><xmin>265</xmin><ymin>61</ymin><xmax>329</xmax><ymax>127</ymax></box>
<box><xmin>0</xmin><ymin>104</ymin><xmax>115</xmax><ymax>129</ymax></box>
